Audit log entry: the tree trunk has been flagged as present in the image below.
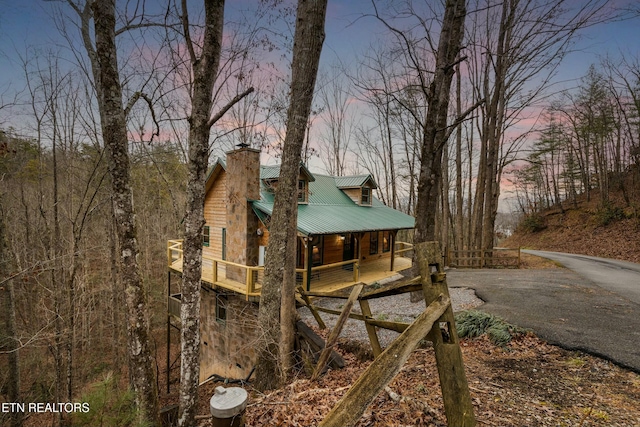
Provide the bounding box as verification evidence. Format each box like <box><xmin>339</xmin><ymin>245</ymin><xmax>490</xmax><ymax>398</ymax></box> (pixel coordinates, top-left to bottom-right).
<box><xmin>255</xmin><ymin>0</ymin><xmax>327</xmax><ymax>391</ymax></box>
<box><xmin>441</xmin><ymin>140</ymin><xmax>450</xmax><ymax>252</ymax></box>
<box><xmin>177</xmin><ymin>1</ymin><xmax>225</xmax><ymax>425</ymax></box>
<box><xmin>91</xmin><ymin>1</ymin><xmax>159</xmax><ymax>425</ymax></box>
<box><xmin>454</xmin><ymin>63</ymin><xmax>464</xmax><ymax>252</ymax></box>
<box><xmin>414</xmin><ymin>0</ymin><xmax>467</xmax><ymax>245</ymax></box>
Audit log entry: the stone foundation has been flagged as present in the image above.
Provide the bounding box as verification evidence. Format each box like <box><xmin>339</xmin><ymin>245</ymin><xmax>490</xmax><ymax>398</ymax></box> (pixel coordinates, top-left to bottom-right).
<box><xmin>200</xmin><ymin>289</ymin><xmax>260</xmax><ymax>381</ymax></box>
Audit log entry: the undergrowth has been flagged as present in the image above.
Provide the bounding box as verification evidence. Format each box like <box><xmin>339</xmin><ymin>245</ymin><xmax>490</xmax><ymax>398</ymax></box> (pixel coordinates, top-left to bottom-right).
<box><xmin>455</xmin><ymin>310</ymin><xmax>528</xmax><ymax>346</ymax></box>
<box><xmin>71</xmin><ymin>372</ymin><xmax>147</xmax><ymax>427</ymax></box>
<box><xmin>520</xmin><ymin>213</ymin><xmax>546</xmax><ymax>233</ymax></box>
<box><xmin>594</xmin><ymin>201</ymin><xmax>625</xmax><ymax>226</ymax></box>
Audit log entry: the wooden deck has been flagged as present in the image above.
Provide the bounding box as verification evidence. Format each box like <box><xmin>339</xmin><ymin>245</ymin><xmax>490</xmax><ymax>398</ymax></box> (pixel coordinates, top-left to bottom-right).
<box><xmin>168</xmin><ymin>240</ymin><xmax>412</xmax><ymax>299</ymax></box>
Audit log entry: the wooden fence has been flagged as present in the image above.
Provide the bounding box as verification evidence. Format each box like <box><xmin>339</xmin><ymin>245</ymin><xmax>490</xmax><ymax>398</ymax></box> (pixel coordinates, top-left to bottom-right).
<box><xmin>447</xmin><ymin>247</ymin><xmax>521</xmax><ymax>268</ymax></box>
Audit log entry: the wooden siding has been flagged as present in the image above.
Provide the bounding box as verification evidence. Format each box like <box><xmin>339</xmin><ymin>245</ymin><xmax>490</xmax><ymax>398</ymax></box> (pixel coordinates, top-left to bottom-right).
<box><xmin>362</xmin><ymin>231</ymin><xmax>386</xmax><ymax>262</ymax></box>
<box><xmin>203</xmin><ymin>170</ymin><xmax>227</xmax><ymax>260</ymax></box>
<box><xmin>323</xmin><ymin>234</ymin><xmax>346</xmax><ymax>264</ymax></box>
<box><xmin>343</xmin><ymin>188</ymin><xmax>361</xmax><ymax>204</ymax></box>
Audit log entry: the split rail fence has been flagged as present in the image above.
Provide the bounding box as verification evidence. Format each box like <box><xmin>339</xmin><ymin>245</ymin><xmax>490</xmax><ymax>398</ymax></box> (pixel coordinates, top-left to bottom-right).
<box><xmin>447</xmin><ymin>247</ymin><xmax>521</xmax><ymax>268</ymax></box>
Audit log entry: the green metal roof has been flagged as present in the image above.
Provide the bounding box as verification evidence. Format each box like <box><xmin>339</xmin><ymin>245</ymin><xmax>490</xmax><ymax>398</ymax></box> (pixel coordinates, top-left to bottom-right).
<box><xmin>260</xmin><ymin>163</ymin><xmax>316</xmax><ymax>182</ymax></box>
<box><xmin>253</xmin><ymin>171</ymin><xmax>414</xmax><ymax>236</ymax></box>
<box><xmin>334</xmin><ymin>174</ymin><xmax>378</xmax><ymax>189</ymax></box>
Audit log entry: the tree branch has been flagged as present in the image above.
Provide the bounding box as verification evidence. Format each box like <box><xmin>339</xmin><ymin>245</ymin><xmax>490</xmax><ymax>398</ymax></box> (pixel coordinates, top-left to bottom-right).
<box><xmin>124</xmin><ymin>92</ymin><xmax>160</xmax><ymax>142</ymax></box>
<box><xmin>442</xmin><ymin>97</ymin><xmax>485</xmax><ymax>142</ymax></box>
<box><xmin>181</xmin><ymin>0</ymin><xmax>197</xmax><ymax>66</ymax></box>
<box><xmin>206</xmin><ymin>87</ymin><xmax>255</xmax><ymax>129</ymax></box>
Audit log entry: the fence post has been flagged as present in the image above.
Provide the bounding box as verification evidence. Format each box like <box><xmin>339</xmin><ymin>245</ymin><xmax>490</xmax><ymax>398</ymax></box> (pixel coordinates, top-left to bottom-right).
<box><xmin>416</xmin><ymin>242</ymin><xmax>476</xmax><ymax>427</ymax></box>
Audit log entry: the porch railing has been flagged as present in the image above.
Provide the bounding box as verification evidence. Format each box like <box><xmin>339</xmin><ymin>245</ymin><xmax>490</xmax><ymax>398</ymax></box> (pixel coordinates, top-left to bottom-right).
<box><xmin>167</xmin><ymin>239</ymin><xmax>262</xmax><ymax>296</ymax></box>
<box><xmin>395</xmin><ymin>241</ymin><xmax>414</xmax><ymax>258</ymax></box>
<box><xmin>167</xmin><ymin>239</ymin><xmax>414</xmax><ymax>296</ymax></box>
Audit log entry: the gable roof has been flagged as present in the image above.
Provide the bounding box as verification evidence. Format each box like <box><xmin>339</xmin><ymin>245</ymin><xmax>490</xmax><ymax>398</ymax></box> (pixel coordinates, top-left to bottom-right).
<box><xmin>252</xmin><ymin>170</ymin><xmax>414</xmax><ymax>236</ymax></box>
<box><xmin>260</xmin><ymin>163</ymin><xmax>316</xmax><ymax>182</ymax></box>
<box><xmin>204</xmin><ymin>158</ymin><xmax>227</xmax><ymax>194</ymax></box>
<box><xmin>334</xmin><ymin>174</ymin><xmax>378</xmax><ymax>189</ymax></box>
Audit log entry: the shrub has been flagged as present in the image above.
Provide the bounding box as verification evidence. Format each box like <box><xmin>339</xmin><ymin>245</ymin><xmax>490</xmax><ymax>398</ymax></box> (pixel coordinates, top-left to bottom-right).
<box><xmin>520</xmin><ymin>213</ymin><xmax>546</xmax><ymax>233</ymax></box>
<box><xmin>595</xmin><ymin>202</ymin><xmax>625</xmax><ymax>226</ymax></box>
<box><xmin>72</xmin><ymin>372</ymin><xmax>146</xmax><ymax>427</ymax></box>
<box><xmin>455</xmin><ymin>310</ymin><xmax>528</xmax><ymax>347</ymax></box>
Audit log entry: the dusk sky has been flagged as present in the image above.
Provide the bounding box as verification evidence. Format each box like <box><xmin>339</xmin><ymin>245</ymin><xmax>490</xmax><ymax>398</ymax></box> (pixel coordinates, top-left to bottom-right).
<box><xmin>1</xmin><ymin>0</ymin><xmax>639</xmax><ymax>200</ymax></box>
<box><xmin>3</xmin><ymin>1</ymin><xmax>637</xmax><ymax>97</ymax></box>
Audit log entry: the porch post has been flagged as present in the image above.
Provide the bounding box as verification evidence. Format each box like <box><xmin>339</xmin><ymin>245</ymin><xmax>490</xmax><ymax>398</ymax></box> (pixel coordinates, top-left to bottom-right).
<box><xmin>166</xmin><ymin>271</ymin><xmax>171</xmax><ymax>394</ymax></box>
<box><xmin>304</xmin><ymin>236</ymin><xmax>312</xmax><ymax>291</ymax></box>
<box><xmin>390</xmin><ymin>230</ymin><xmax>397</xmax><ymax>271</ymax></box>
<box><xmin>355</xmin><ymin>233</ymin><xmax>364</xmax><ymax>282</ymax></box>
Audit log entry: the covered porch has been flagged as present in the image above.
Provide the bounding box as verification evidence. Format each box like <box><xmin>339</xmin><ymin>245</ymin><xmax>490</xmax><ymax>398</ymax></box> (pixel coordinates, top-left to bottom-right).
<box><xmin>167</xmin><ymin>239</ymin><xmax>413</xmax><ymax>301</ymax></box>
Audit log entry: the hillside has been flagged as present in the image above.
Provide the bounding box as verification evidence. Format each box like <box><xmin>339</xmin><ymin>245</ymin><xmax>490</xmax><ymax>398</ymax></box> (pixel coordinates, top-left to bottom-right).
<box><xmin>503</xmin><ymin>191</ymin><xmax>640</xmax><ymax>264</ymax></box>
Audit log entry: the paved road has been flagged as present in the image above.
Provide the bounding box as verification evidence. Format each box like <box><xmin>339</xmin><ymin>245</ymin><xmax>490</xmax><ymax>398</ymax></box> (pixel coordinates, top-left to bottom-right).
<box><xmin>446</xmin><ymin>260</ymin><xmax>640</xmax><ymax>373</ymax></box>
<box><xmin>523</xmin><ymin>250</ymin><xmax>640</xmax><ymax>305</ymax></box>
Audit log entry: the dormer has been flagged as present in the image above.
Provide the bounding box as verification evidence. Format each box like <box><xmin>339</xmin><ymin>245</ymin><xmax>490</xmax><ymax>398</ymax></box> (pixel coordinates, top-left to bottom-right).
<box><xmin>260</xmin><ymin>163</ymin><xmax>315</xmax><ymax>204</ymax></box>
<box><xmin>335</xmin><ymin>174</ymin><xmax>378</xmax><ymax>206</ymax></box>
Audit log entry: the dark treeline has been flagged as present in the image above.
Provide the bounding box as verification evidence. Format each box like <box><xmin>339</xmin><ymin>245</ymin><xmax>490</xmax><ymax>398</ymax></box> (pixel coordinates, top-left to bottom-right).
<box><xmin>511</xmin><ymin>62</ymin><xmax>640</xmax><ymax>219</ymax></box>
<box><xmin>0</xmin><ymin>128</ymin><xmax>186</xmax><ymax>426</ymax></box>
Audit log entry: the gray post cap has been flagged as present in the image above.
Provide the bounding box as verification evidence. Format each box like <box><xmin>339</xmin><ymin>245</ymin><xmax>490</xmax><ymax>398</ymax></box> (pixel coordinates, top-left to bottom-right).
<box><xmin>210</xmin><ymin>386</ymin><xmax>248</xmax><ymax>418</ymax></box>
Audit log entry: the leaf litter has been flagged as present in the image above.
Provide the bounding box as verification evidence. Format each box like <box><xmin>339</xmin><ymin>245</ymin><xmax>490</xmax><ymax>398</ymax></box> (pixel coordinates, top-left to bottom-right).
<box><xmin>195</xmin><ymin>331</ymin><xmax>640</xmax><ymax>427</ymax></box>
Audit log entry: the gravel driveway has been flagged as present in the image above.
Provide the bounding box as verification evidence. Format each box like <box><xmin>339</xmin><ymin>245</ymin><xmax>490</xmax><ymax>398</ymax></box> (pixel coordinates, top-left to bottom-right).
<box><xmin>298</xmin><ymin>282</ymin><xmax>482</xmax><ymax>348</ymax></box>
<box><xmin>299</xmin><ymin>265</ymin><xmax>640</xmax><ymax>373</ymax></box>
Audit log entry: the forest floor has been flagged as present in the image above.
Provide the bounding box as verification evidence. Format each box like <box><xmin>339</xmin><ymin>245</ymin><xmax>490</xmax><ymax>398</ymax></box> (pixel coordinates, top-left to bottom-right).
<box><xmin>187</xmin><ymin>264</ymin><xmax>640</xmax><ymax>426</ymax></box>
<box><xmin>192</xmin><ymin>332</ymin><xmax>640</xmax><ymax>427</ymax></box>
<box><xmin>502</xmin><ymin>191</ymin><xmax>640</xmax><ymax>263</ymax></box>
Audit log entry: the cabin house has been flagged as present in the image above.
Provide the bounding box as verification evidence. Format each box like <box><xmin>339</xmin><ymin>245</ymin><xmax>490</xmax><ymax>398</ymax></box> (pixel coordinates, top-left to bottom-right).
<box><xmin>166</xmin><ymin>145</ymin><xmax>415</xmax><ymax>381</ymax></box>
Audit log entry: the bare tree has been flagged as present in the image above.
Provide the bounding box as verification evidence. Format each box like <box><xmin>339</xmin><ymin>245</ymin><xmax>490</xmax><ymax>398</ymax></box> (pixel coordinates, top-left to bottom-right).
<box><xmin>69</xmin><ymin>1</ymin><xmax>160</xmax><ymax>424</ymax></box>
<box><xmin>173</xmin><ymin>0</ymin><xmax>254</xmax><ymax>424</ymax></box>
<box><xmin>255</xmin><ymin>0</ymin><xmax>327</xmax><ymax>391</ymax></box>
<box><xmin>0</xmin><ymin>180</ymin><xmax>22</xmax><ymax>427</ymax></box>
<box><xmin>466</xmin><ymin>0</ymin><xmax>609</xmax><ymax>251</ymax></box>
<box><xmin>364</xmin><ymin>0</ymin><xmax>474</xmax><ymax>246</ymax></box>
<box><xmin>317</xmin><ymin>64</ymin><xmax>356</xmax><ymax>176</ymax></box>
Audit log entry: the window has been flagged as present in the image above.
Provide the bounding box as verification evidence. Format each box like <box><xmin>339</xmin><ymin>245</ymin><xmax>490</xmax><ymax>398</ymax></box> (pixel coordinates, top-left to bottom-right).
<box><xmin>310</xmin><ymin>235</ymin><xmax>324</xmax><ymax>266</ymax></box>
<box><xmin>203</xmin><ymin>226</ymin><xmax>210</xmax><ymax>247</ymax></box>
<box><xmin>298</xmin><ymin>180</ymin><xmax>307</xmax><ymax>203</ymax></box>
<box><xmin>382</xmin><ymin>231</ymin><xmax>391</xmax><ymax>253</ymax></box>
<box><xmin>369</xmin><ymin>231</ymin><xmax>378</xmax><ymax>255</ymax></box>
<box><xmin>296</xmin><ymin>239</ymin><xmax>304</xmax><ymax>269</ymax></box>
<box><xmin>361</xmin><ymin>187</ymin><xmax>371</xmax><ymax>205</ymax></box>
<box><xmin>216</xmin><ymin>294</ymin><xmax>227</xmax><ymax>323</ymax></box>
<box><xmin>221</xmin><ymin>228</ymin><xmax>226</xmax><ymax>260</ymax></box>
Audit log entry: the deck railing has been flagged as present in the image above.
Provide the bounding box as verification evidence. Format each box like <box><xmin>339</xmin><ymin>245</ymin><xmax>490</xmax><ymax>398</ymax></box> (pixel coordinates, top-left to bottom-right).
<box><xmin>395</xmin><ymin>241</ymin><xmax>414</xmax><ymax>258</ymax></box>
<box><xmin>167</xmin><ymin>239</ymin><xmax>414</xmax><ymax>296</ymax></box>
<box><xmin>167</xmin><ymin>239</ymin><xmax>263</xmax><ymax>296</ymax></box>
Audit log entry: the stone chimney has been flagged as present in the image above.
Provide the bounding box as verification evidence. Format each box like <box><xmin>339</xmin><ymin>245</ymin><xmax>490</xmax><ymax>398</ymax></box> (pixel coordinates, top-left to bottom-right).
<box><xmin>225</xmin><ymin>145</ymin><xmax>261</xmax><ymax>282</ymax></box>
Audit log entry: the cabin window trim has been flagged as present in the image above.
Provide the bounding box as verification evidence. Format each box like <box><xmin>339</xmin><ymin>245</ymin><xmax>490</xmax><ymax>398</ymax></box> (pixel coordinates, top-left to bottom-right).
<box><xmin>369</xmin><ymin>231</ymin><xmax>378</xmax><ymax>255</ymax></box>
<box><xmin>311</xmin><ymin>235</ymin><xmax>324</xmax><ymax>266</ymax></box>
<box><xmin>298</xmin><ymin>179</ymin><xmax>308</xmax><ymax>203</ymax></box>
<box><xmin>361</xmin><ymin>187</ymin><xmax>371</xmax><ymax>206</ymax></box>
<box><xmin>221</xmin><ymin>228</ymin><xmax>227</xmax><ymax>260</ymax></box>
<box><xmin>382</xmin><ymin>231</ymin><xmax>391</xmax><ymax>253</ymax></box>
<box><xmin>215</xmin><ymin>293</ymin><xmax>227</xmax><ymax>324</ymax></box>
<box><xmin>203</xmin><ymin>226</ymin><xmax>210</xmax><ymax>247</ymax></box>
